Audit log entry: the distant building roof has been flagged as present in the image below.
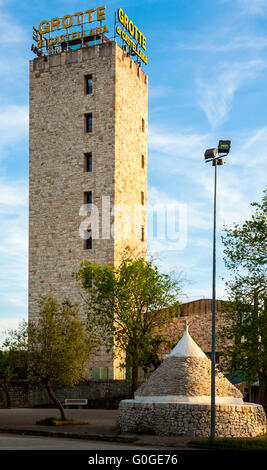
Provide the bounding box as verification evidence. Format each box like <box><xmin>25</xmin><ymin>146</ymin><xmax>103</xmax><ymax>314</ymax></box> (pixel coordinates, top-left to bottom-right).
<box><xmin>160</xmin><ymin>299</ymin><xmax>227</xmax><ymax>318</ymax></box>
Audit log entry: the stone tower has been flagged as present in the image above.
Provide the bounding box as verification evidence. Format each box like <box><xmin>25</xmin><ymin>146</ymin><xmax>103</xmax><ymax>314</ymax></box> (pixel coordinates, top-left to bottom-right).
<box><xmin>29</xmin><ymin>41</ymin><xmax>148</xmax><ymax>379</ymax></box>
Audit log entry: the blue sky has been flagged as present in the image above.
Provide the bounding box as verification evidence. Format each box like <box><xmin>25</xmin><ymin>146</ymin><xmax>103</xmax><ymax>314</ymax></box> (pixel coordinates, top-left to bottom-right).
<box><xmin>0</xmin><ymin>0</ymin><xmax>267</xmax><ymax>339</ymax></box>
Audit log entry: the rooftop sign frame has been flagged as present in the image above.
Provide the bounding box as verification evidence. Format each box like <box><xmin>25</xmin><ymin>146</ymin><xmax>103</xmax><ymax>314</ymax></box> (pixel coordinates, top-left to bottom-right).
<box><xmin>115</xmin><ymin>8</ymin><xmax>148</xmax><ymax>66</ymax></box>
<box><xmin>31</xmin><ymin>6</ymin><xmax>147</xmax><ymax>67</ymax></box>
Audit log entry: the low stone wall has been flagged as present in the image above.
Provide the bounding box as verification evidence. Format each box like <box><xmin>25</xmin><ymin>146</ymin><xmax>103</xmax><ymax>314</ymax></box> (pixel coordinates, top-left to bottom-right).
<box><xmin>29</xmin><ymin>380</ymin><xmax>132</xmax><ymax>409</ymax></box>
<box><xmin>0</xmin><ymin>380</ymin><xmax>132</xmax><ymax>409</ymax></box>
<box><xmin>0</xmin><ymin>380</ymin><xmax>29</xmax><ymax>408</ymax></box>
<box><xmin>117</xmin><ymin>401</ymin><xmax>267</xmax><ymax>438</ymax></box>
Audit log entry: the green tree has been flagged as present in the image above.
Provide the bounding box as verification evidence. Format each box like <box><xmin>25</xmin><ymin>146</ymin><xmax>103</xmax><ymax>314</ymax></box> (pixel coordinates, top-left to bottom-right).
<box><xmin>6</xmin><ymin>295</ymin><xmax>97</xmax><ymax>420</ymax></box>
<box><xmin>219</xmin><ymin>190</ymin><xmax>267</xmax><ymax>408</ymax></box>
<box><xmin>222</xmin><ymin>189</ymin><xmax>266</xmax><ymax>277</ymax></box>
<box><xmin>137</xmin><ymin>335</ymin><xmax>177</xmax><ymax>376</ymax></box>
<box><xmin>0</xmin><ymin>351</ymin><xmax>13</xmax><ymax>407</ymax></box>
<box><xmin>0</xmin><ymin>351</ymin><xmax>26</xmax><ymax>408</ymax></box>
<box><xmin>74</xmin><ymin>253</ymin><xmax>181</xmax><ymax>395</ymax></box>
<box><xmin>0</xmin><ymin>327</ymin><xmax>28</xmax><ymax>408</ymax></box>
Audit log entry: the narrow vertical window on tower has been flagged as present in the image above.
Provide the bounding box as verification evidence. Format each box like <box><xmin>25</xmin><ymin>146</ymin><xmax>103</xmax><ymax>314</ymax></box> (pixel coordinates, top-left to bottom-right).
<box><xmin>141</xmin><ymin>154</ymin><xmax>145</xmax><ymax>169</ymax></box>
<box><xmin>141</xmin><ymin>191</ymin><xmax>145</xmax><ymax>205</ymax></box>
<box><xmin>84</xmin><ymin>191</ymin><xmax>92</xmax><ymax>206</ymax></box>
<box><xmin>84</xmin><ymin>153</ymin><xmax>92</xmax><ymax>172</ymax></box>
<box><xmin>85</xmin><ymin>113</ymin><xmax>93</xmax><ymax>133</ymax></box>
<box><xmin>141</xmin><ymin>225</ymin><xmax>145</xmax><ymax>242</ymax></box>
<box><xmin>83</xmin><ymin>193</ymin><xmax>93</xmax><ymax>250</ymax></box>
<box><xmin>84</xmin><ymin>229</ymin><xmax>92</xmax><ymax>250</ymax></box>
<box><xmin>142</xmin><ymin>118</ymin><xmax>145</xmax><ymax>132</ymax></box>
<box><xmin>85</xmin><ymin>74</ymin><xmax>93</xmax><ymax>94</ymax></box>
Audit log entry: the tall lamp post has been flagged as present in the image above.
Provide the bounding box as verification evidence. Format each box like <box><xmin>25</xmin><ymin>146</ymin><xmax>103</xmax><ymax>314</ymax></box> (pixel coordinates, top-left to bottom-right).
<box><xmin>204</xmin><ymin>140</ymin><xmax>231</xmax><ymax>440</ymax></box>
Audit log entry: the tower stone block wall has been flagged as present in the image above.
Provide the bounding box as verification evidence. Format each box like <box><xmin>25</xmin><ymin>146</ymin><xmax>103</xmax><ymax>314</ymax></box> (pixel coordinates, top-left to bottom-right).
<box><xmin>114</xmin><ymin>53</ymin><xmax>147</xmax><ymax>262</ymax></box>
<box><xmin>29</xmin><ymin>42</ymin><xmax>148</xmax><ymax>379</ymax></box>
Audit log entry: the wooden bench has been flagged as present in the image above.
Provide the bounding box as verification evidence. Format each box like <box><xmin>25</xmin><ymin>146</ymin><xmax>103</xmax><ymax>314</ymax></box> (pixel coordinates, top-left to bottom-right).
<box><xmin>63</xmin><ymin>398</ymin><xmax>88</xmax><ymax>409</ymax></box>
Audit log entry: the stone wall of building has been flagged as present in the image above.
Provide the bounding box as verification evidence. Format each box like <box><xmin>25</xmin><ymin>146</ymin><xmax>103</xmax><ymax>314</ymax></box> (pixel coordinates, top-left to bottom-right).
<box><xmin>28</xmin><ymin>380</ymin><xmax>132</xmax><ymax>409</ymax></box>
<box><xmin>0</xmin><ymin>380</ymin><xmax>133</xmax><ymax>409</ymax></box>
<box><xmin>112</xmin><ymin>46</ymin><xmax>148</xmax><ymax>377</ymax></box>
<box><xmin>0</xmin><ymin>380</ymin><xmax>29</xmax><ymax>408</ymax></box>
<box><xmin>29</xmin><ymin>42</ymin><xmax>148</xmax><ymax>379</ymax></box>
<box><xmin>29</xmin><ymin>43</ymin><xmax>116</xmax><ymax>379</ymax></box>
<box><xmin>159</xmin><ymin>300</ymin><xmax>230</xmax><ymax>359</ymax></box>
<box><xmin>114</xmin><ymin>48</ymin><xmax>147</xmax><ymax>263</ymax></box>
<box><xmin>117</xmin><ymin>401</ymin><xmax>267</xmax><ymax>437</ymax></box>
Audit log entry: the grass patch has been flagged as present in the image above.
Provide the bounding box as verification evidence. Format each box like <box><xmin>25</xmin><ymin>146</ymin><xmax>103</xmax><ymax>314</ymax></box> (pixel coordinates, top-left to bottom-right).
<box><xmin>36</xmin><ymin>417</ymin><xmax>88</xmax><ymax>426</ymax></box>
<box><xmin>189</xmin><ymin>436</ymin><xmax>267</xmax><ymax>451</ymax></box>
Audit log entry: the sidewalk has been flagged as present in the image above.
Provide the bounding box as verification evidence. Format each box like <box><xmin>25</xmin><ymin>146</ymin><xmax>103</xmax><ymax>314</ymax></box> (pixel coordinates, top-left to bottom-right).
<box><xmin>0</xmin><ymin>408</ymin><xmax>194</xmax><ymax>448</ymax></box>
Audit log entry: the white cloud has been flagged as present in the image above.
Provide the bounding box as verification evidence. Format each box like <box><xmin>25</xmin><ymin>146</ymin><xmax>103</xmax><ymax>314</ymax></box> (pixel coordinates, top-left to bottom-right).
<box><xmin>167</xmin><ymin>173</ymin><xmax>245</xmax><ymax>234</ymax></box>
<box><xmin>178</xmin><ymin>35</ymin><xmax>267</xmax><ymax>53</ymax></box>
<box><xmin>236</xmin><ymin>0</ymin><xmax>267</xmax><ymax>15</ymax></box>
<box><xmin>196</xmin><ymin>60</ymin><xmax>267</xmax><ymax>127</ymax></box>
<box><xmin>0</xmin><ymin>179</ymin><xmax>28</xmax><ymax>316</ymax></box>
<box><xmin>0</xmin><ymin>179</ymin><xmax>28</xmax><ymax>237</ymax></box>
<box><xmin>0</xmin><ymin>8</ymin><xmax>30</xmax><ymax>335</ymax></box>
<box><xmin>237</xmin><ymin>126</ymin><xmax>267</xmax><ymax>165</ymax></box>
<box><xmin>0</xmin><ymin>9</ymin><xmax>29</xmax><ymax>108</ymax></box>
<box><xmin>198</xmin><ymin>169</ymin><xmax>253</xmax><ymax>227</ymax></box>
<box><xmin>0</xmin><ymin>179</ymin><xmax>28</xmax><ymax>207</ymax></box>
<box><xmin>0</xmin><ymin>105</ymin><xmax>28</xmax><ymax>153</ymax></box>
<box><xmin>146</xmin><ymin>186</ymin><xmax>217</xmax><ymax>294</ymax></box>
<box><xmin>149</xmin><ymin>85</ymin><xmax>171</xmax><ymax>99</ymax></box>
<box><xmin>148</xmin><ymin>126</ymin><xmax>252</xmax><ymax>229</ymax></box>
<box><xmin>149</xmin><ymin>126</ymin><xmax>210</xmax><ymax>159</ymax></box>
<box><xmin>0</xmin><ymin>11</ymin><xmax>27</xmax><ymax>45</ymax></box>
<box><xmin>148</xmin><ymin>186</ymin><xmax>212</xmax><ymax>232</ymax></box>
<box><xmin>220</xmin><ymin>0</ymin><xmax>267</xmax><ymax>16</ymax></box>
<box><xmin>179</xmin><ymin>282</ymin><xmax>228</xmax><ymax>302</ymax></box>
<box><xmin>0</xmin><ymin>57</ymin><xmax>27</xmax><ymax>81</ymax></box>
<box><xmin>148</xmin><ymin>124</ymin><xmax>266</xmax><ymax>230</ymax></box>
<box><xmin>0</xmin><ymin>317</ymin><xmax>26</xmax><ymax>346</ymax></box>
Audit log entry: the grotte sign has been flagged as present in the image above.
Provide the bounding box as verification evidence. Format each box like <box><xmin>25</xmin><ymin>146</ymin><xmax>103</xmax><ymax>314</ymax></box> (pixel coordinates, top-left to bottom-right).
<box><xmin>32</xmin><ymin>6</ymin><xmax>109</xmax><ymax>55</ymax></box>
<box><xmin>116</xmin><ymin>8</ymin><xmax>147</xmax><ymax>65</ymax></box>
<box><xmin>31</xmin><ymin>6</ymin><xmax>148</xmax><ymax>66</ymax></box>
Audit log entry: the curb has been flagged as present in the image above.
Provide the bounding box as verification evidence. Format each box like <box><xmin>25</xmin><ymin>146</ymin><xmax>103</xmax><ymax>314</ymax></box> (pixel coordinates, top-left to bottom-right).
<box><xmin>0</xmin><ymin>428</ymin><xmax>137</xmax><ymax>444</ymax></box>
<box><xmin>0</xmin><ymin>427</ymin><xmax>187</xmax><ymax>447</ymax></box>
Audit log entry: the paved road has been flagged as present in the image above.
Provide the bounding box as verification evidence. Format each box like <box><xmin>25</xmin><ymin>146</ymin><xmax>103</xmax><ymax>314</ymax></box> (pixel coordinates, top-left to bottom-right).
<box><xmin>0</xmin><ymin>408</ymin><xmax>117</xmax><ymax>428</ymax></box>
<box><xmin>0</xmin><ymin>433</ymin><xmax>163</xmax><ymax>450</ymax></box>
<box><xmin>0</xmin><ymin>409</ymin><xmax>191</xmax><ymax>449</ymax></box>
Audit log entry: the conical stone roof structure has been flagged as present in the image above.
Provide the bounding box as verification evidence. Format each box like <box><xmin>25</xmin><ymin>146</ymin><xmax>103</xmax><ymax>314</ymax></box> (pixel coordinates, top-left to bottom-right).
<box><xmin>118</xmin><ymin>324</ymin><xmax>266</xmax><ymax>437</ymax></box>
<box><xmin>135</xmin><ymin>325</ymin><xmax>243</xmax><ymax>404</ymax></box>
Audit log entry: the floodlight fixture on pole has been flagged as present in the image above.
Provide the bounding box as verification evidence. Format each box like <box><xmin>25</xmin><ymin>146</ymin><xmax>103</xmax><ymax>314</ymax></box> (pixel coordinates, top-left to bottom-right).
<box><xmin>218</xmin><ymin>140</ymin><xmax>231</xmax><ymax>155</ymax></box>
<box><xmin>204</xmin><ymin>139</ymin><xmax>231</xmax><ymax>440</ymax></box>
<box><xmin>204</xmin><ymin>148</ymin><xmax>217</xmax><ymax>161</ymax></box>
